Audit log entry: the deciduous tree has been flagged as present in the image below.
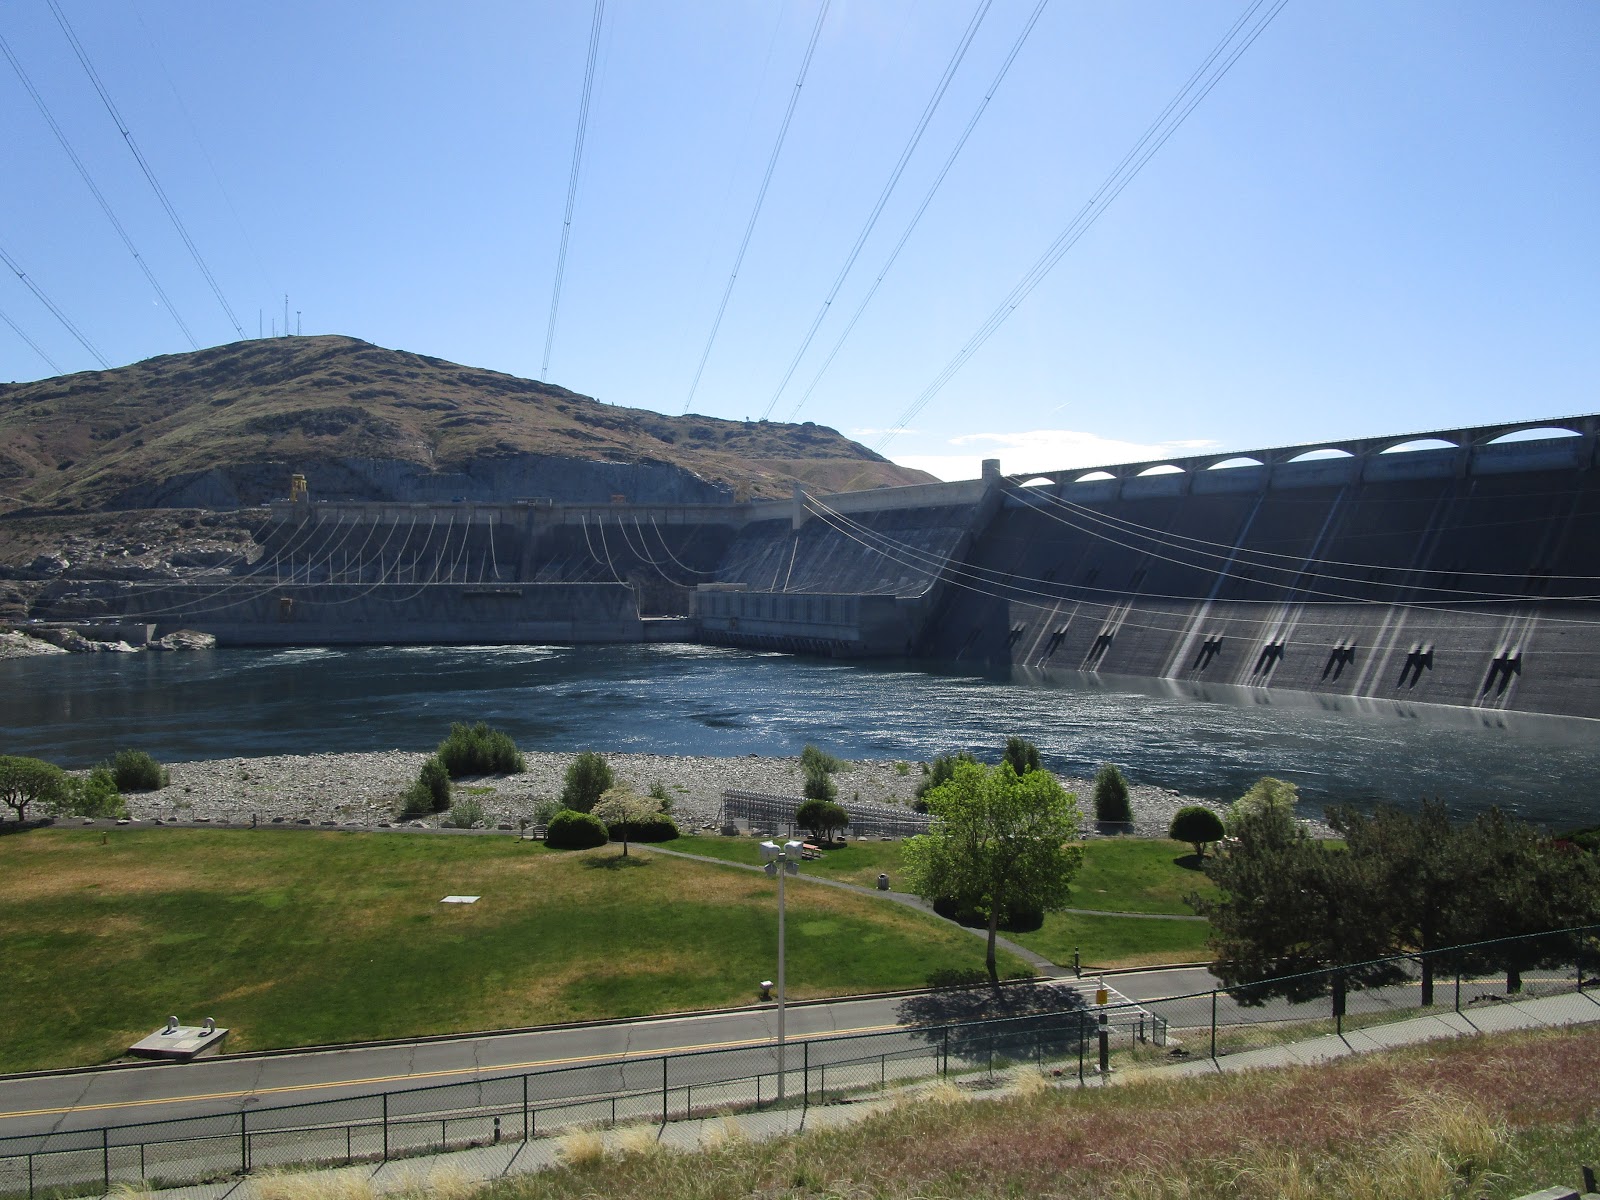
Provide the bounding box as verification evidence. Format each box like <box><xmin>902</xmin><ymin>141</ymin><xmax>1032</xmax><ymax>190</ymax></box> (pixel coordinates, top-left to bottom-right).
<box><xmin>903</xmin><ymin>760</ymin><xmax>1083</xmax><ymax>986</ymax></box>
<box><xmin>592</xmin><ymin>784</ymin><xmax>662</xmax><ymax>857</ymax></box>
<box><xmin>795</xmin><ymin>798</ymin><xmax>848</xmax><ymax>844</ymax></box>
<box><xmin>0</xmin><ymin>756</ymin><xmax>69</xmax><ymax>822</ymax></box>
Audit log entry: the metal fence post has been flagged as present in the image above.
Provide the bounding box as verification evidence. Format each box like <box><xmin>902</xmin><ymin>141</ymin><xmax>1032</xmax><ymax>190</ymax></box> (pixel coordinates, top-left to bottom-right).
<box><xmin>382</xmin><ymin>1093</ymin><xmax>389</xmax><ymax>1162</ymax></box>
<box><xmin>102</xmin><ymin>1126</ymin><xmax>109</xmax><ymax>1194</ymax></box>
<box><xmin>661</xmin><ymin>1057</ymin><xmax>669</xmax><ymax>1123</ymax></box>
<box><xmin>803</xmin><ymin>1040</ymin><xmax>810</xmax><ymax>1109</ymax></box>
<box><xmin>941</xmin><ymin>1026</ymin><xmax>950</xmax><ymax>1078</ymax></box>
<box><xmin>1210</xmin><ymin>991</ymin><xmax>1218</xmax><ymax>1060</ymax></box>
<box><xmin>1455</xmin><ymin>969</ymin><xmax>1462</xmax><ymax>1013</ymax></box>
<box><xmin>522</xmin><ymin>1074</ymin><xmax>529</xmax><ymax>1142</ymax></box>
<box><xmin>241</xmin><ymin>1109</ymin><xmax>249</xmax><ymax>1174</ymax></box>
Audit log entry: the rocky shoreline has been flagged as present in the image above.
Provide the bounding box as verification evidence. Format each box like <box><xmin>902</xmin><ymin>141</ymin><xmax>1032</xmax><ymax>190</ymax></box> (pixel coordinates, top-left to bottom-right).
<box><xmin>107</xmin><ymin>749</ymin><xmax>1283</xmax><ymax>840</ymax></box>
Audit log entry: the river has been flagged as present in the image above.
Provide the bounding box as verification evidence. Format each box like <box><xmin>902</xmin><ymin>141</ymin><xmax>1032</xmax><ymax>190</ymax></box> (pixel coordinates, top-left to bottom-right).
<box><xmin>2</xmin><ymin>643</ymin><xmax>1595</xmax><ymax>829</ymax></box>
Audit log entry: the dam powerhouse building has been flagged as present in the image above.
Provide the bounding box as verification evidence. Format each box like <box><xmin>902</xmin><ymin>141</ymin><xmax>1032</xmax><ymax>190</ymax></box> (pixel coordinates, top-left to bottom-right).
<box><xmin>96</xmin><ymin>414</ymin><xmax>1600</xmax><ymax>721</ymax></box>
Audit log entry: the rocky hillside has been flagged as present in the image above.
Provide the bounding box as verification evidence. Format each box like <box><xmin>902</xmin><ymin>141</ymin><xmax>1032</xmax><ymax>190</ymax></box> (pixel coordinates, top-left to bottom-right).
<box><xmin>0</xmin><ymin>335</ymin><xmax>932</xmax><ymax>514</ymax></box>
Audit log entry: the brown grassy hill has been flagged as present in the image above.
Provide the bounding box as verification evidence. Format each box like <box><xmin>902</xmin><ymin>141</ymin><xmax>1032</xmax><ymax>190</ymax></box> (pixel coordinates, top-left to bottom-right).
<box><xmin>0</xmin><ymin>335</ymin><xmax>932</xmax><ymax>514</ymax></box>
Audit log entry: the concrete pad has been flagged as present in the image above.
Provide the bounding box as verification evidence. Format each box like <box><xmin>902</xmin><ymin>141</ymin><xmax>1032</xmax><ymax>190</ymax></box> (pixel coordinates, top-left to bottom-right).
<box><xmin>1459</xmin><ymin>1003</ymin><xmax>1552</xmax><ymax>1034</ymax></box>
<box><xmin>1507</xmin><ymin>992</ymin><xmax>1600</xmax><ymax>1028</ymax></box>
<box><xmin>1345</xmin><ymin>1014</ymin><xmax>1464</xmax><ymax>1051</ymax></box>
<box><xmin>368</xmin><ymin>1142</ymin><xmax>521</xmax><ymax>1189</ymax></box>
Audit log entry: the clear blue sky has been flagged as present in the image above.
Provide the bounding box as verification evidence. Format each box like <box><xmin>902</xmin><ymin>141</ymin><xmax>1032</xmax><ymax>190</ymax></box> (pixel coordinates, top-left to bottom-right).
<box><xmin>2</xmin><ymin>1</ymin><xmax>1596</xmax><ymax>480</ymax></box>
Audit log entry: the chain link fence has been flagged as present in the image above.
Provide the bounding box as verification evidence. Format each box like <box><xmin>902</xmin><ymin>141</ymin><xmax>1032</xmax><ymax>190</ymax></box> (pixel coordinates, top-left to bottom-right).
<box><xmin>2</xmin><ymin>926</ymin><xmax>1593</xmax><ymax>1199</ymax></box>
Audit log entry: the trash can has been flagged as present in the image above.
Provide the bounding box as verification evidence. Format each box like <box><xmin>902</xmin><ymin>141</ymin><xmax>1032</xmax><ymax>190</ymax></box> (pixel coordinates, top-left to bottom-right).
<box><xmin>877</xmin><ymin>873</ymin><xmax>890</xmax><ymax>891</ymax></box>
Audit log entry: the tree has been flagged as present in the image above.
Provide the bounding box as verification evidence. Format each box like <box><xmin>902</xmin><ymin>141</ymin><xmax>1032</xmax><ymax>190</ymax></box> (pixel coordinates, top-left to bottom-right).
<box><xmin>560</xmin><ymin>751</ymin><xmax>613</xmax><ymax>813</ymax></box>
<box><xmin>795</xmin><ymin>797</ymin><xmax>848</xmax><ymax>843</ymax></box>
<box><xmin>1002</xmin><ymin>736</ymin><xmax>1041</xmax><ymax>776</ymax></box>
<box><xmin>1227</xmin><ymin>776</ymin><xmax>1300</xmax><ymax>833</ymax></box>
<box><xmin>800</xmin><ymin>744</ymin><xmax>839</xmax><ymax>802</ymax></box>
<box><xmin>1448</xmin><ymin>808</ymin><xmax>1600</xmax><ymax>993</ymax></box>
<box><xmin>1169</xmin><ymin>805</ymin><xmax>1225</xmax><ymax>858</ymax></box>
<box><xmin>915</xmin><ymin>751</ymin><xmax>977</xmax><ymax>807</ymax></box>
<box><xmin>0</xmin><ymin>756</ymin><xmax>70</xmax><ymax>822</ymax></box>
<box><xmin>592</xmin><ymin>784</ymin><xmax>662</xmax><ymax>857</ymax></box>
<box><xmin>108</xmin><ymin>749</ymin><xmax>167</xmax><ymax>792</ymax></box>
<box><xmin>1092</xmin><ymin>763</ymin><xmax>1132</xmax><ymax>823</ymax></box>
<box><xmin>56</xmin><ymin>767</ymin><xmax>126</xmax><ymax>819</ymax></box>
<box><xmin>903</xmin><ymin>760</ymin><xmax>1083</xmax><ymax>986</ymax></box>
<box><xmin>1192</xmin><ymin>788</ymin><xmax>1403</xmax><ymax>1012</ymax></box>
<box><xmin>1328</xmin><ymin>800</ymin><xmax>1468</xmax><ymax>1005</ymax></box>
<box><xmin>401</xmin><ymin>756</ymin><xmax>451</xmax><ymax>816</ymax></box>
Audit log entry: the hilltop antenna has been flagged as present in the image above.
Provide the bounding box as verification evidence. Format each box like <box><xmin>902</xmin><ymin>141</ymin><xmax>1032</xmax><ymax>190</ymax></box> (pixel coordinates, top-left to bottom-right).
<box><xmin>283</xmin><ymin>294</ymin><xmax>289</xmax><ymax>337</ymax></box>
<box><xmin>296</xmin><ymin>311</ymin><xmax>301</xmax><ymax>335</ymax></box>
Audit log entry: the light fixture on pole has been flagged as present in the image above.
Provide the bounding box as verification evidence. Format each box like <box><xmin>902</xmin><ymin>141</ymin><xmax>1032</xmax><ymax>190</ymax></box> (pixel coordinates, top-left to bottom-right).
<box><xmin>760</xmin><ymin>837</ymin><xmax>804</xmax><ymax>1101</ymax></box>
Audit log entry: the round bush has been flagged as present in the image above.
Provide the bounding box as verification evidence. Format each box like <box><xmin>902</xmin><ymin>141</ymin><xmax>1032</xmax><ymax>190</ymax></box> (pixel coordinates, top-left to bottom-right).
<box><xmin>560</xmin><ymin>751</ymin><xmax>613</xmax><ymax>813</ymax></box>
<box><xmin>546</xmin><ymin>809</ymin><xmax>609</xmax><ymax>850</ymax></box>
<box><xmin>1169</xmin><ymin>805</ymin><xmax>1226</xmax><ymax>855</ymax></box>
<box><xmin>109</xmin><ymin>749</ymin><xmax>168</xmax><ymax>792</ymax></box>
<box><xmin>437</xmin><ymin>722</ymin><xmax>524</xmax><ymax>777</ymax></box>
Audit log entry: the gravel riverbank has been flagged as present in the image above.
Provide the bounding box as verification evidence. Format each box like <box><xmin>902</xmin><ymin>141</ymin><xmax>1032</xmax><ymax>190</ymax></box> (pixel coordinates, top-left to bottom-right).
<box><xmin>113</xmin><ymin>750</ymin><xmax>1295</xmax><ymax>839</ymax></box>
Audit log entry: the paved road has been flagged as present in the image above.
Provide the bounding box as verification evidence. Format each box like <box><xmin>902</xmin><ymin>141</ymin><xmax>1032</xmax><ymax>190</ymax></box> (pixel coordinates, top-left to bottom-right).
<box><xmin>1</xmin><ymin>974</ymin><xmax>1192</xmax><ymax>1140</ymax></box>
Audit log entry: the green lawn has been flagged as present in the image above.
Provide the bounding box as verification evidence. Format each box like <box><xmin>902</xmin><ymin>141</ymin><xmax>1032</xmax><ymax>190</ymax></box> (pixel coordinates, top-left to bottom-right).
<box><xmin>0</xmin><ymin>828</ymin><xmax>1029</xmax><ymax>1072</ymax></box>
<box><xmin>677</xmin><ymin>834</ymin><xmax>1217</xmax><ymax>916</ymax></box>
<box><xmin>674</xmin><ymin>833</ymin><xmax>1217</xmax><ymax>970</ymax></box>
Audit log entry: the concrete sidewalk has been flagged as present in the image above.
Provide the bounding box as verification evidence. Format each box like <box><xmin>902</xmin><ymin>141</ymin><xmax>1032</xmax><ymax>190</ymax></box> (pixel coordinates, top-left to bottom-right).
<box><xmin>129</xmin><ymin>986</ymin><xmax>1600</xmax><ymax>1200</ymax></box>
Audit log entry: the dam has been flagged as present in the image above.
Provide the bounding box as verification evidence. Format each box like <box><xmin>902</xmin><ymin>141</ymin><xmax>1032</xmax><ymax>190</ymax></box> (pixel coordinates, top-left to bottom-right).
<box><xmin>95</xmin><ymin>413</ymin><xmax>1600</xmax><ymax>720</ymax></box>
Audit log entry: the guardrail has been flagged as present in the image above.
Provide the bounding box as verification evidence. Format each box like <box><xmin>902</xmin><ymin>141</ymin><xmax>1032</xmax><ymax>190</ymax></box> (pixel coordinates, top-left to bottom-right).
<box><xmin>2</xmin><ymin>926</ymin><xmax>1594</xmax><ymax>1199</ymax></box>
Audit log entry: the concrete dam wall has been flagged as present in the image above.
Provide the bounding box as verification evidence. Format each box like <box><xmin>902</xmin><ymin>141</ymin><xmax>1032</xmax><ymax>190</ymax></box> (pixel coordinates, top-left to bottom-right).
<box><xmin>106</xmin><ymin>416</ymin><xmax>1600</xmax><ymax>719</ymax></box>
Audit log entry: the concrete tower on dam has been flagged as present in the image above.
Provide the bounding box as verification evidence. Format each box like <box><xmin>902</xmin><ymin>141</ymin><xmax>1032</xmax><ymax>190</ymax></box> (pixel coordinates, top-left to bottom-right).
<box><xmin>108</xmin><ymin>414</ymin><xmax>1600</xmax><ymax>720</ymax></box>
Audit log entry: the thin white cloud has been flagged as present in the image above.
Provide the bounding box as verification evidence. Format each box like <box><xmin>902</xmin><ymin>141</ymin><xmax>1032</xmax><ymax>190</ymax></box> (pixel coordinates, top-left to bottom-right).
<box><xmin>889</xmin><ymin>428</ymin><xmax>1222</xmax><ymax>482</ymax></box>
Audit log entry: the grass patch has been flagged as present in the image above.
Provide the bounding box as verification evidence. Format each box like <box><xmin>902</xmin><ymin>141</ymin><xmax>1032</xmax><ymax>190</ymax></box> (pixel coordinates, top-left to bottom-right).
<box><xmin>469</xmin><ymin>1026</ymin><xmax>1600</xmax><ymax>1200</ymax></box>
<box><xmin>679</xmin><ymin>836</ymin><xmax>1216</xmax><ymax>916</ymax></box>
<box><xmin>1014</xmin><ymin>911</ymin><xmax>1212</xmax><ymax>970</ymax></box>
<box><xmin>1069</xmin><ymin>838</ymin><xmax>1217</xmax><ymax>914</ymax></box>
<box><xmin>0</xmin><ymin>829</ymin><xmax>1028</xmax><ymax>1072</ymax></box>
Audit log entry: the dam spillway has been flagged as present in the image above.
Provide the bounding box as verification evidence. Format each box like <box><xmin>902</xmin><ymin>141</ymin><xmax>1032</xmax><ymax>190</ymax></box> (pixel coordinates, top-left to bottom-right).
<box><xmin>104</xmin><ymin>414</ymin><xmax>1600</xmax><ymax>720</ymax></box>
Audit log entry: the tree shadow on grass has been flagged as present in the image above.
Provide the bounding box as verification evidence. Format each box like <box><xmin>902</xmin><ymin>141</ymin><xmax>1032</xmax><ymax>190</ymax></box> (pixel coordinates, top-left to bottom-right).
<box><xmin>1174</xmin><ymin>853</ymin><xmax>1208</xmax><ymax>871</ymax></box>
<box><xmin>583</xmin><ymin>854</ymin><xmax>651</xmax><ymax>871</ymax></box>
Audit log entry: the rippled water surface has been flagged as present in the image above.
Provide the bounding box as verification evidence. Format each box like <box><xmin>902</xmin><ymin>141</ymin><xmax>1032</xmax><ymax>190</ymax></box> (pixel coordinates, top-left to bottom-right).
<box><xmin>3</xmin><ymin>643</ymin><xmax>1596</xmax><ymax>827</ymax></box>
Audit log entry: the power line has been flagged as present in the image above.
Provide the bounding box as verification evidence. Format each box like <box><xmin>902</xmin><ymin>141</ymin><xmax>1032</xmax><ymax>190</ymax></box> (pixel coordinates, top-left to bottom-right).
<box><xmin>0</xmin><ymin>305</ymin><xmax>64</xmax><ymax>373</ymax></box>
<box><xmin>681</xmin><ymin>0</ymin><xmax>832</xmax><ymax>415</ymax></box>
<box><xmin>0</xmin><ymin>241</ymin><xmax>109</xmax><ymax>368</ymax></box>
<box><xmin>757</xmin><ymin>0</ymin><xmax>995</xmax><ymax>420</ymax></box>
<box><xmin>46</xmin><ymin>0</ymin><xmax>246</xmax><ymax>340</ymax></box>
<box><xmin>875</xmin><ymin>0</ymin><xmax>1289</xmax><ymax>452</ymax></box>
<box><xmin>541</xmin><ymin>0</ymin><xmax>606</xmax><ymax>381</ymax></box>
<box><xmin>0</xmin><ymin>31</ymin><xmax>199</xmax><ymax>350</ymax></box>
<box><xmin>784</xmin><ymin>0</ymin><xmax>1050</xmax><ymax>422</ymax></box>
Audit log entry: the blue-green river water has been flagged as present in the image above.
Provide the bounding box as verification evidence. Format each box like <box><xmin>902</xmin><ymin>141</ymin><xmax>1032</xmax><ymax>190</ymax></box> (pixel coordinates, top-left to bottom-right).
<box><xmin>2</xmin><ymin>643</ymin><xmax>1595</xmax><ymax>828</ymax></box>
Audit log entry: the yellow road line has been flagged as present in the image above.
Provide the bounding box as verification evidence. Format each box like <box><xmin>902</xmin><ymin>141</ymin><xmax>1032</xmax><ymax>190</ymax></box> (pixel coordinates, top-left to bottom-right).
<box><xmin>0</xmin><ymin>1022</ymin><xmax>904</xmax><ymax>1122</ymax></box>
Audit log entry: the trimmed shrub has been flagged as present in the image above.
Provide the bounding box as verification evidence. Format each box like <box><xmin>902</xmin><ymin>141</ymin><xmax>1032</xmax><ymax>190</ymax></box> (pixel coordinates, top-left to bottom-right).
<box><xmin>916</xmin><ymin>751</ymin><xmax>977</xmax><ymax>802</ymax></box>
<box><xmin>441</xmin><ymin>798</ymin><xmax>489</xmax><ymax>829</ymax></box>
<box><xmin>1092</xmin><ymin>763</ymin><xmax>1133</xmax><ymax>824</ymax></box>
<box><xmin>648</xmin><ymin>780</ymin><xmax>673</xmax><ymax>814</ymax></box>
<box><xmin>401</xmin><ymin>756</ymin><xmax>452</xmax><ymax>817</ymax></box>
<box><xmin>1003</xmin><ymin>736</ymin><xmax>1041</xmax><ymax>776</ymax></box>
<box><xmin>109</xmin><ymin>749</ymin><xmax>168</xmax><ymax>792</ymax></box>
<box><xmin>1169</xmin><ymin>805</ymin><xmax>1226</xmax><ymax>857</ymax></box>
<box><xmin>560</xmin><ymin>751</ymin><xmax>613</xmax><ymax>813</ymax></box>
<box><xmin>546</xmin><ymin>808</ymin><xmax>609</xmax><ymax>850</ymax></box>
<box><xmin>436</xmin><ymin>722</ymin><xmax>525</xmax><ymax>777</ymax></box>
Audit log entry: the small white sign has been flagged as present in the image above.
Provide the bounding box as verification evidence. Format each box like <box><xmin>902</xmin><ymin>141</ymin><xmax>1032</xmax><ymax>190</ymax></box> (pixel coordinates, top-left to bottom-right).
<box><xmin>441</xmin><ymin>895</ymin><xmax>480</xmax><ymax>904</ymax></box>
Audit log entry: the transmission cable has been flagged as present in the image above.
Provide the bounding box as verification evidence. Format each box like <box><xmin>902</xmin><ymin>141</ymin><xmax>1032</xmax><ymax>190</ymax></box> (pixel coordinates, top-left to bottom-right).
<box><xmin>757</xmin><ymin>0</ymin><xmax>994</xmax><ymax>420</ymax></box>
<box><xmin>875</xmin><ymin>0</ymin><xmax>1289</xmax><ymax>451</ymax></box>
<box><xmin>785</xmin><ymin>0</ymin><xmax>1049</xmax><ymax>420</ymax></box>
<box><xmin>541</xmin><ymin>0</ymin><xmax>606</xmax><ymax>381</ymax></box>
<box><xmin>681</xmin><ymin>0</ymin><xmax>832</xmax><ymax>414</ymax></box>
<box><xmin>0</xmin><ymin>241</ymin><xmax>109</xmax><ymax>367</ymax></box>
<box><xmin>47</xmin><ymin>0</ymin><xmax>245</xmax><ymax>339</ymax></box>
<box><xmin>1</xmin><ymin>32</ymin><xmax>199</xmax><ymax>349</ymax></box>
<box><xmin>0</xmin><ymin>305</ymin><xmax>63</xmax><ymax>373</ymax></box>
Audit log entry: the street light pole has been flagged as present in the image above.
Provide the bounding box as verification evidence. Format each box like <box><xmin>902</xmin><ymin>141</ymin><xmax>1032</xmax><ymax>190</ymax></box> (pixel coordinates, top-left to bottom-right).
<box><xmin>761</xmin><ymin>838</ymin><xmax>804</xmax><ymax>1103</ymax></box>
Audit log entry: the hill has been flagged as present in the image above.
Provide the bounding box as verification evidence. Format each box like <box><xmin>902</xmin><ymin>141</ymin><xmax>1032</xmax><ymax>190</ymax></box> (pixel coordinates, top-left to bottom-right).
<box><xmin>0</xmin><ymin>335</ymin><xmax>932</xmax><ymax>514</ymax></box>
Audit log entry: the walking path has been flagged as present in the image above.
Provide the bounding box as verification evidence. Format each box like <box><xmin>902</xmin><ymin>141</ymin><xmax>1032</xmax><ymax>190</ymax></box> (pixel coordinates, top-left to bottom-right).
<box><xmin>130</xmin><ymin>985</ymin><xmax>1600</xmax><ymax>1200</ymax></box>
